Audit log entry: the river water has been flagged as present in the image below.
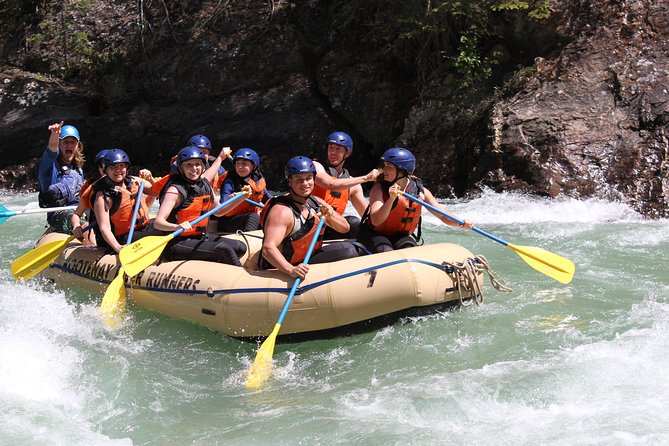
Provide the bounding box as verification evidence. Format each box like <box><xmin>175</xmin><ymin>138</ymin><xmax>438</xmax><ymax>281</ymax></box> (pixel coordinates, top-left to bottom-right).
<box><xmin>1</xmin><ymin>189</ymin><xmax>668</xmax><ymax>445</ymax></box>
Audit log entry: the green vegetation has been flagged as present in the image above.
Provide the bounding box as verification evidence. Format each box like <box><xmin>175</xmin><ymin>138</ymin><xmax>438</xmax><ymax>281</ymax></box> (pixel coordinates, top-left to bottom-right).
<box><xmin>336</xmin><ymin>0</ymin><xmax>551</xmax><ymax>91</ymax></box>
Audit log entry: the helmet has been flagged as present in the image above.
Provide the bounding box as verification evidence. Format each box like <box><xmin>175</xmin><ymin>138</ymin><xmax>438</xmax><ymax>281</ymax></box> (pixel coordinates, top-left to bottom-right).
<box><xmin>326</xmin><ymin>131</ymin><xmax>353</xmax><ymax>152</ymax></box>
<box><xmin>188</xmin><ymin>134</ymin><xmax>211</xmax><ymax>151</ymax></box>
<box><xmin>94</xmin><ymin>149</ymin><xmax>110</xmax><ymax>168</ymax></box>
<box><xmin>59</xmin><ymin>125</ymin><xmax>80</xmax><ymax>141</ymax></box>
<box><xmin>233</xmin><ymin>148</ymin><xmax>260</xmax><ymax>167</ymax></box>
<box><xmin>175</xmin><ymin>146</ymin><xmax>207</xmax><ymax>169</ymax></box>
<box><xmin>381</xmin><ymin>148</ymin><xmax>415</xmax><ymax>175</ymax></box>
<box><xmin>285</xmin><ymin>156</ymin><xmax>316</xmax><ymax>178</ymax></box>
<box><xmin>102</xmin><ymin>149</ymin><xmax>130</xmax><ymax>168</ymax></box>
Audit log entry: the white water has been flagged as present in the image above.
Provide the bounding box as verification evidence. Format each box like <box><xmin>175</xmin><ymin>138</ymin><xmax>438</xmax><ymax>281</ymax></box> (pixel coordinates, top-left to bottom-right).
<box><xmin>1</xmin><ymin>190</ymin><xmax>668</xmax><ymax>445</ymax></box>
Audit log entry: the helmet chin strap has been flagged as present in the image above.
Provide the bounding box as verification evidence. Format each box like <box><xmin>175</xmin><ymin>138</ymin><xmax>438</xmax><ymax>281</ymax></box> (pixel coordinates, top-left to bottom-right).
<box><xmin>290</xmin><ymin>188</ymin><xmax>310</xmax><ymax>201</ymax></box>
<box><xmin>391</xmin><ymin>170</ymin><xmax>408</xmax><ymax>184</ymax></box>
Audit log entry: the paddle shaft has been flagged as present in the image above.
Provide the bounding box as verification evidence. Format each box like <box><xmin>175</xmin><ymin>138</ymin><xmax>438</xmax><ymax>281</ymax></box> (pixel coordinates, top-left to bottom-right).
<box><xmin>126</xmin><ymin>182</ymin><xmax>145</xmax><ymax>243</ymax></box>
<box><xmin>170</xmin><ymin>192</ymin><xmax>246</xmax><ymax>238</ymax></box>
<box><xmin>245</xmin><ymin>198</ymin><xmax>265</xmax><ymax>208</ymax></box>
<box><xmin>0</xmin><ymin>205</ymin><xmax>77</xmax><ymax>218</ymax></box>
<box><xmin>402</xmin><ymin>192</ymin><xmax>574</xmax><ymax>276</ymax></box>
<box><xmin>275</xmin><ymin>217</ymin><xmax>326</xmax><ymax>325</ymax></box>
<box><xmin>120</xmin><ymin>192</ymin><xmax>248</xmax><ymax>276</ymax></box>
<box><xmin>401</xmin><ymin>192</ymin><xmax>510</xmax><ymax>246</ymax></box>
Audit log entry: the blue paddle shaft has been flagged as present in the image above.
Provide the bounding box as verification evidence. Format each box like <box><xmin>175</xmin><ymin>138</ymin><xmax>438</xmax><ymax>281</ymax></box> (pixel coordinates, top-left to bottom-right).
<box><xmin>245</xmin><ymin>198</ymin><xmax>265</xmax><ymax>208</ymax></box>
<box><xmin>275</xmin><ymin>217</ymin><xmax>326</xmax><ymax>325</ymax></box>
<box><xmin>0</xmin><ymin>204</ymin><xmax>77</xmax><ymax>218</ymax></box>
<box><xmin>126</xmin><ymin>181</ymin><xmax>145</xmax><ymax>244</ymax></box>
<box><xmin>170</xmin><ymin>193</ymin><xmax>246</xmax><ymax>238</ymax></box>
<box><xmin>401</xmin><ymin>192</ymin><xmax>510</xmax><ymax>248</ymax></box>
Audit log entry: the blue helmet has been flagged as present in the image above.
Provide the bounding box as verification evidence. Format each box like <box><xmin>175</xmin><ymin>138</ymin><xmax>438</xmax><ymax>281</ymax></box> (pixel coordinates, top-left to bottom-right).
<box><xmin>381</xmin><ymin>148</ymin><xmax>415</xmax><ymax>175</ymax></box>
<box><xmin>94</xmin><ymin>149</ymin><xmax>110</xmax><ymax>168</ymax></box>
<box><xmin>176</xmin><ymin>146</ymin><xmax>207</xmax><ymax>169</ymax></box>
<box><xmin>59</xmin><ymin>125</ymin><xmax>80</xmax><ymax>141</ymax></box>
<box><xmin>233</xmin><ymin>148</ymin><xmax>260</xmax><ymax>168</ymax></box>
<box><xmin>285</xmin><ymin>156</ymin><xmax>316</xmax><ymax>178</ymax></box>
<box><xmin>188</xmin><ymin>134</ymin><xmax>211</xmax><ymax>151</ymax></box>
<box><xmin>326</xmin><ymin>131</ymin><xmax>353</xmax><ymax>152</ymax></box>
<box><xmin>102</xmin><ymin>149</ymin><xmax>130</xmax><ymax>168</ymax></box>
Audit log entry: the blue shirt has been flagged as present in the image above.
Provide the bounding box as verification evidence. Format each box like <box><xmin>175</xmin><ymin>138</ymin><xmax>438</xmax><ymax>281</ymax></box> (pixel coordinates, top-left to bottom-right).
<box><xmin>38</xmin><ymin>147</ymin><xmax>61</xmax><ymax>193</ymax></box>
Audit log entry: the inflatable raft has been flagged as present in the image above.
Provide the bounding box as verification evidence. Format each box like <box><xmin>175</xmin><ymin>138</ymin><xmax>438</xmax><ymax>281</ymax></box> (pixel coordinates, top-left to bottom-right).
<box><xmin>35</xmin><ymin>231</ymin><xmax>499</xmax><ymax>339</ymax></box>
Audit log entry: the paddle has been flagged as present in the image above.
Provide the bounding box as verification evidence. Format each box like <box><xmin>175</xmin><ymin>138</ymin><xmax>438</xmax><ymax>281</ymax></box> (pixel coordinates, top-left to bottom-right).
<box><xmin>99</xmin><ymin>181</ymin><xmax>145</xmax><ymax>326</ymax></box>
<box><xmin>0</xmin><ymin>204</ymin><xmax>76</xmax><ymax>225</ymax></box>
<box><xmin>245</xmin><ymin>198</ymin><xmax>265</xmax><ymax>208</ymax></box>
<box><xmin>119</xmin><ymin>192</ymin><xmax>247</xmax><ymax>278</ymax></box>
<box><xmin>401</xmin><ymin>192</ymin><xmax>575</xmax><ymax>284</ymax></box>
<box><xmin>245</xmin><ymin>216</ymin><xmax>326</xmax><ymax>389</ymax></box>
<box><xmin>10</xmin><ymin>223</ymin><xmax>96</xmax><ymax>281</ymax></box>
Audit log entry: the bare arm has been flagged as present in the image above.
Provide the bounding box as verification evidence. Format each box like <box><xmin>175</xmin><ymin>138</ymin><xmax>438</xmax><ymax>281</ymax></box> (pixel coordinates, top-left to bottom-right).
<box><xmin>314</xmin><ymin>161</ymin><xmax>380</xmax><ymax>191</ymax></box>
<box><xmin>212</xmin><ymin>186</ymin><xmax>250</xmax><ymax>217</ymax></box>
<box><xmin>94</xmin><ymin>192</ymin><xmax>124</xmax><ymax>253</ymax></box>
<box><xmin>203</xmin><ymin>147</ymin><xmax>231</xmax><ymax>183</ymax></box>
<box><xmin>367</xmin><ymin>183</ymin><xmax>398</xmax><ymax>227</ymax></box>
<box><xmin>153</xmin><ymin>186</ymin><xmax>191</xmax><ymax>232</ymax></box>
<box><xmin>261</xmin><ymin>205</ymin><xmax>304</xmax><ymax>278</ymax></box>
<box><xmin>314</xmin><ymin>197</ymin><xmax>350</xmax><ymax>234</ymax></box>
<box><xmin>70</xmin><ymin>200</ymin><xmax>88</xmax><ymax>240</ymax></box>
<box><xmin>47</xmin><ymin>121</ymin><xmax>63</xmax><ymax>153</ymax></box>
<box><xmin>421</xmin><ymin>188</ymin><xmax>473</xmax><ymax>229</ymax></box>
<box><xmin>348</xmin><ymin>184</ymin><xmax>368</xmax><ymax>217</ymax></box>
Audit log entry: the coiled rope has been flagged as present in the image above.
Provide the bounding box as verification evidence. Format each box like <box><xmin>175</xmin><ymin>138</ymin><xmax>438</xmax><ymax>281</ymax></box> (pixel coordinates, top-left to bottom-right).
<box><xmin>443</xmin><ymin>255</ymin><xmax>512</xmax><ymax>306</ymax></box>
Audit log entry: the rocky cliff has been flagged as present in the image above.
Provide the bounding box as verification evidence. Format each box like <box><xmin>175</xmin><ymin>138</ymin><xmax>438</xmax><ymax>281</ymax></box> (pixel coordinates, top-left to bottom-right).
<box><xmin>0</xmin><ymin>0</ymin><xmax>666</xmax><ymax>216</ymax></box>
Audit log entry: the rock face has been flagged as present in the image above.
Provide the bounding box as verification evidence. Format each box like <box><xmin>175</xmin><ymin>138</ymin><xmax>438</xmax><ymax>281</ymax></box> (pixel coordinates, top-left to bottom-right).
<box><xmin>473</xmin><ymin>0</ymin><xmax>669</xmax><ymax>217</ymax></box>
<box><xmin>0</xmin><ymin>0</ymin><xmax>667</xmax><ymax>216</ymax></box>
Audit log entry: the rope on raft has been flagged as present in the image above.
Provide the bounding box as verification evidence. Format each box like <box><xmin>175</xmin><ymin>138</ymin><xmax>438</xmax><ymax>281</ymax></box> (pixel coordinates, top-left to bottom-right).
<box><xmin>443</xmin><ymin>255</ymin><xmax>512</xmax><ymax>307</ymax></box>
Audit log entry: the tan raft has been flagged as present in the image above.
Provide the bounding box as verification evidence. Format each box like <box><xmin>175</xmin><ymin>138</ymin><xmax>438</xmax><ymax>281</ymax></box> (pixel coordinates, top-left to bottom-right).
<box><xmin>36</xmin><ymin>230</ymin><xmax>492</xmax><ymax>339</ymax></box>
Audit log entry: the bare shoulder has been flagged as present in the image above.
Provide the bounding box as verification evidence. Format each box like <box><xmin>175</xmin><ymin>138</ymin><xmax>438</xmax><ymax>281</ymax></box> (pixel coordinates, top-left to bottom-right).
<box><xmin>313</xmin><ymin>160</ymin><xmax>326</xmax><ymax>173</ymax></box>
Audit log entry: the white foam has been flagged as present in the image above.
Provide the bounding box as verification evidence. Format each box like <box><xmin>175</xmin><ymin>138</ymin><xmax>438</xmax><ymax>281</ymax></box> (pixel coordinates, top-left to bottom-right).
<box><xmin>425</xmin><ymin>188</ymin><xmax>645</xmax><ymax>226</ymax></box>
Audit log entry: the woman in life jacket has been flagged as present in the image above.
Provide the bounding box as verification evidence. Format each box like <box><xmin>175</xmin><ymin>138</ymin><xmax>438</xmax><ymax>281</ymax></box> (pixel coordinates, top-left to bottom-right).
<box><xmin>312</xmin><ymin>131</ymin><xmax>380</xmax><ymax>239</ymax></box>
<box><xmin>138</xmin><ymin>143</ymin><xmax>232</xmax><ymax>199</ymax></box>
<box><xmin>217</xmin><ymin>148</ymin><xmax>271</xmax><ymax>233</ymax></box>
<box><xmin>92</xmin><ymin>149</ymin><xmax>154</xmax><ymax>253</ymax></box>
<box><xmin>259</xmin><ymin>156</ymin><xmax>359</xmax><ymax>280</ymax></box>
<box><xmin>71</xmin><ymin>149</ymin><xmax>109</xmax><ymax>245</ymax></box>
<box><xmin>187</xmin><ymin>134</ymin><xmax>233</xmax><ymax>194</ymax></box>
<box><xmin>38</xmin><ymin>122</ymin><xmax>85</xmax><ymax>234</ymax></box>
<box><xmin>152</xmin><ymin>146</ymin><xmax>248</xmax><ymax>266</ymax></box>
<box><xmin>357</xmin><ymin>148</ymin><xmax>474</xmax><ymax>253</ymax></box>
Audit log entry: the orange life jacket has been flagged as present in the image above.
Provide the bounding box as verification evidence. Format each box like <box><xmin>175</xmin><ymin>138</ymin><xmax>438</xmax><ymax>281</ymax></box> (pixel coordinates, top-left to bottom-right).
<box><xmin>161</xmin><ymin>176</ymin><xmax>214</xmax><ymax>238</ymax></box>
<box><xmin>79</xmin><ymin>177</ymin><xmax>102</xmax><ymax>210</ymax></box>
<box><xmin>150</xmin><ymin>174</ymin><xmax>174</xmax><ymax>197</ymax></box>
<box><xmin>93</xmin><ymin>176</ymin><xmax>150</xmax><ymax>238</ymax></box>
<box><xmin>221</xmin><ymin>170</ymin><xmax>267</xmax><ymax>216</ymax></box>
<box><xmin>312</xmin><ymin>165</ymin><xmax>351</xmax><ymax>215</ymax></box>
<box><xmin>364</xmin><ymin>177</ymin><xmax>423</xmax><ymax>237</ymax></box>
<box><xmin>259</xmin><ymin>195</ymin><xmax>323</xmax><ymax>265</ymax></box>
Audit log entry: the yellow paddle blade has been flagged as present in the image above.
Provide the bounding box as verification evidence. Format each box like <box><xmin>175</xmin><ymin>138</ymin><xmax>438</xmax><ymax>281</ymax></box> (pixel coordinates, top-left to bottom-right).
<box><xmin>245</xmin><ymin>323</ymin><xmax>281</xmax><ymax>389</ymax></box>
<box><xmin>119</xmin><ymin>234</ymin><xmax>172</xmax><ymax>277</ymax></box>
<box><xmin>99</xmin><ymin>267</ymin><xmax>127</xmax><ymax>329</ymax></box>
<box><xmin>508</xmin><ymin>244</ymin><xmax>575</xmax><ymax>284</ymax></box>
<box><xmin>10</xmin><ymin>235</ymin><xmax>75</xmax><ymax>281</ymax></box>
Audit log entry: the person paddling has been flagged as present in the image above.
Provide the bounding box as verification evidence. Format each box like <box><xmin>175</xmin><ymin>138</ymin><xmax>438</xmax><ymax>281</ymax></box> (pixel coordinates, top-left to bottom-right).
<box><xmin>152</xmin><ymin>146</ymin><xmax>248</xmax><ymax>266</ymax></box>
<box><xmin>38</xmin><ymin>122</ymin><xmax>85</xmax><ymax>234</ymax></box>
<box><xmin>92</xmin><ymin>149</ymin><xmax>154</xmax><ymax>253</ymax></box>
<box><xmin>217</xmin><ymin>148</ymin><xmax>271</xmax><ymax>233</ymax></box>
<box><xmin>312</xmin><ymin>131</ymin><xmax>380</xmax><ymax>239</ymax></box>
<box><xmin>70</xmin><ymin>149</ymin><xmax>109</xmax><ymax>245</ymax></box>
<box><xmin>258</xmin><ymin>156</ymin><xmax>359</xmax><ymax>280</ymax></box>
<box><xmin>357</xmin><ymin>148</ymin><xmax>473</xmax><ymax>253</ymax></box>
